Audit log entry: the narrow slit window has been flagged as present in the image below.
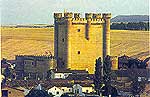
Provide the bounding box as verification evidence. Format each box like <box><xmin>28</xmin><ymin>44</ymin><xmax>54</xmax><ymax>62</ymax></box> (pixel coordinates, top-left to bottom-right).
<box><xmin>77</xmin><ymin>29</ymin><xmax>80</xmax><ymax>32</ymax></box>
<box><xmin>62</xmin><ymin>38</ymin><xmax>64</xmax><ymax>42</ymax></box>
<box><xmin>78</xmin><ymin>51</ymin><xmax>80</xmax><ymax>54</ymax></box>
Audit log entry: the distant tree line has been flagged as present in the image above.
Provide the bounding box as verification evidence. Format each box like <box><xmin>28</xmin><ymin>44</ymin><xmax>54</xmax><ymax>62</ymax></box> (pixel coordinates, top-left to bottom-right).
<box><xmin>111</xmin><ymin>22</ymin><xmax>149</xmax><ymax>31</ymax></box>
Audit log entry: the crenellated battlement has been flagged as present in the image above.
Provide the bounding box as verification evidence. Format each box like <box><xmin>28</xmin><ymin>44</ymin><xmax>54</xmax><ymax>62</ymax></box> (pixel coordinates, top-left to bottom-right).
<box><xmin>93</xmin><ymin>13</ymin><xmax>102</xmax><ymax>19</ymax></box>
<box><xmin>74</xmin><ymin>13</ymin><xmax>80</xmax><ymax>18</ymax></box>
<box><xmin>85</xmin><ymin>13</ymin><xmax>93</xmax><ymax>19</ymax></box>
<box><xmin>54</xmin><ymin>13</ymin><xmax>62</xmax><ymax>19</ymax></box>
<box><xmin>54</xmin><ymin>12</ymin><xmax>111</xmax><ymax>24</ymax></box>
<box><xmin>102</xmin><ymin>13</ymin><xmax>111</xmax><ymax>19</ymax></box>
<box><xmin>64</xmin><ymin>12</ymin><xmax>73</xmax><ymax>18</ymax></box>
<box><xmin>16</xmin><ymin>55</ymin><xmax>54</xmax><ymax>60</ymax></box>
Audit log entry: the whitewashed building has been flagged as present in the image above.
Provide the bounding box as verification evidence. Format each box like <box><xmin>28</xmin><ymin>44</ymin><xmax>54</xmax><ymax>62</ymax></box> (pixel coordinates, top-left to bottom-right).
<box><xmin>73</xmin><ymin>84</ymin><xmax>94</xmax><ymax>94</ymax></box>
<box><xmin>48</xmin><ymin>86</ymin><xmax>64</xmax><ymax>97</ymax></box>
<box><xmin>47</xmin><ymin>84</ymin><xmax>94</xmax><ymax>97</ymax></box>
<box><xmin>50</xmin><ymin>70</ymin><xmax>72</xmax><ymax>79</ymax></box>
<box><xmin>58</xmin><ymin>86</ymin><xmax>72</xmax><ymax>93</ymax></box>
<box><xmin>73</xmin><ymin>84</ymin><xmax>82</xmax><ymax>94</ymax></box>
<box><xmin>50</xmin><ymin>69</ymin><xmax>88</xmax><ymax>79</ymax></box>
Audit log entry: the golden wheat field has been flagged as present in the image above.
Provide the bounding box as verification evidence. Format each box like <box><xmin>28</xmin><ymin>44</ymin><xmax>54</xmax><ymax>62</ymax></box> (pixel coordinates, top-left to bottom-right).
<box><xmin>1</xmin><ymin>27</ymin><xmax>150</xmax><ymax>60</ymax></box>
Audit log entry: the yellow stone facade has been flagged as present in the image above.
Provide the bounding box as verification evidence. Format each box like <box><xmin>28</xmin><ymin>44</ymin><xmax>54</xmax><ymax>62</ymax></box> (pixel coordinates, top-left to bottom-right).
<box><xmin>54</xmin><ymin>12</ymin><xmax>111</xmax><ymax>74</ymax></box>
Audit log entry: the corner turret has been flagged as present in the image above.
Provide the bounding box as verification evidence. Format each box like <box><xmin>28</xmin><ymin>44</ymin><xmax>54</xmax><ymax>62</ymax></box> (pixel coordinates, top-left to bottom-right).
<box><xmin>64</xmin><ymin>12</ymin><xmax>73</xmax><ymax>18</ymax></box>
<box><xmin>102</xmin><ymin>13</ymin><xmax>111</xmax><ymax>59</ymax></box>
<box><xmin>74</xmin><ymin>13</ymin><xmax>80</xmax><ymax>18</ymax></box>
<box><xmin>85</xmin><ymin>13</ymin><xmax>93</xmax><ymax>19</ymax></box>
<box><xmin>102</xmin><ymin>13</ymin><xmax>111</xmax><ymax>19</ymax></box>
<box><xmin>54</xmin><ymin>13</ymin><xmax>62</xmax><ymax>19</ymax></box>
<box><xmin>93</xmin><ymin>13</ymin><xmax>102</xmax><ymax>19</ymax></box>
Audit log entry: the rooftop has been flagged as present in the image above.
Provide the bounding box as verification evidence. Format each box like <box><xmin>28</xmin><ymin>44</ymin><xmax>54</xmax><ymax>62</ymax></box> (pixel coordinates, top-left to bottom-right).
<box><xmin>52</xmin><ymin>69</ymin><xmax>89</xmax><ymax>74</ymax></box>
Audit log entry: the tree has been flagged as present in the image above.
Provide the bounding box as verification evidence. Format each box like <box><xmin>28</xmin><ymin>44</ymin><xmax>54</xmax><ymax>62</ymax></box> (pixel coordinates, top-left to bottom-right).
<box><xmin>111</xmin><ymin>22</ymin><xmax>149</xmax><ymax>30</ymax></box>
<box><xmin>129</xmin><ymin>70</ymin><xmax>146</xmax><ymax>97</ymax></box>
<box><xmin>94</xmin><ymin>57</ymin><xmax>103</xmax><ymax>95</ymax></box>
<box><xmin>103</xmin><ymin>55</ymin><xmax>111</xmax><ymax>77</ymax></box>
<box><xmin>3</xmin><ymin>67</ymin><xmax>11</xmax><ymax>78</ymax></box>
<box><xmin>102</xmin><ymin>55</ymin><xmax>118</xmax><ymax>97</ymax></box>
<box><xmin>145</xmin><ymin>22</ymin><xmax>149</xmax><ymax>31</ymax></box>
<box><xmin>131</xmin><ymin>80</ymin><xmax>146</xmax><ymax>96</ymax></box>
<box><xmin>101</xmin><ymin>85</ymin><xmax>118</xmax><ymax>97</ymax></box>
<box><xmin>1</xmin><ymin>58</ymin><xmax>7</xmax><ymax>64</ymax></box>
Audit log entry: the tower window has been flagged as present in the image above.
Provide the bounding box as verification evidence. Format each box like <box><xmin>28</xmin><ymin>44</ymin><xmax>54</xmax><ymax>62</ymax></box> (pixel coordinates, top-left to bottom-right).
<box><xmin>77</xmin><ymin>29</ymin><xmax>80</xmax><ymax>32</ymax></box>
<box><xmin>77</xmin><ymin>51</ymin><xmax>80</xmax><ymax>54</ymax></box>
<box><xmin>62</xmin><ymin>38</ymin><xmax>64</xmax><ymax>42</ymax></box>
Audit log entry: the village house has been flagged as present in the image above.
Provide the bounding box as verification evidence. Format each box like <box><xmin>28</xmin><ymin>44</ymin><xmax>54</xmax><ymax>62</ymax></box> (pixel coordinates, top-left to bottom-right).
<box><xmin>47</xmin><ymin>83</ymin><xmax>94</xmax><ymax>97</ymax></box>
<box><xmin>50</xmin><ymin>69</ymin><xmax>89</xmax><ymax>79</ymax></box>
<box><xmin>15</xmin><ymin>55</ymin><xmax>56</xmax><ymax>80</ymax></box>
<box><xmin>1</xmin><ymin>85</ymin><xmax>25</xmax><ymax>97</ymax></box>
<box><xmin>73</xmin><ymin>84</ymin><xmax>94</xmax><ymax>94</ymax></box>
<box><xmin>48</xmin><ymin>86</ymin><xmax>64</xmax><ymax>97</ymax></box>
<box><xmin>50</xmin><ymin>69</ymin><xmax>72</xmax><ymax>79</ymax></box>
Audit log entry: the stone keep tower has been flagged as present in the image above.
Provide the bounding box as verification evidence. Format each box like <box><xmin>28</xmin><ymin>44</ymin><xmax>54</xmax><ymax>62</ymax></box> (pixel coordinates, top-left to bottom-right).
<box><xmin>54</xmin><ymin>12</ymin><xmax>111</xmax><ymax>74</ymax></box>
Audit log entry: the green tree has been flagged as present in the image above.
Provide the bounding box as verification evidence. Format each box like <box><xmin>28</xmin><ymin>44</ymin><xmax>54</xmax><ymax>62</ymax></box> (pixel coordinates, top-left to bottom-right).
<box><xmin>145</xmin><ymin>22</ymin><xmax>149</xmax><ymax>31</ymax></box>
<box><xmin>3</xmin><ymin>67</ymin><xmax>11</xmax><ymax>78</ymax></box>
<box><xmin>103</xmin><ymin>55</ymin><xmax>111</xmax><ymax>77</ymax></box>
<box><xmin>131</xmin><ymin>80</ymin><xmax>146</xmax><ymax>97</ymax></box>
<box><xmin>94</xmin><ymin>57</ymin><xmax>103</xmax><ymax>95</ymax></box>
<box><xmin>129</xmin><ymin>71</ymin><xmax>146</xmax><ymax>96</ymax></box>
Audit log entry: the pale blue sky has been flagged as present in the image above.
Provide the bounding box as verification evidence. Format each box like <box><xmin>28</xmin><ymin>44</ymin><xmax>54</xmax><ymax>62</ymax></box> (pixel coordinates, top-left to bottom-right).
<box><xmin>1</xmin><ymin>0</ymin><xmax>149</xmax><ymax>25</ymax></box>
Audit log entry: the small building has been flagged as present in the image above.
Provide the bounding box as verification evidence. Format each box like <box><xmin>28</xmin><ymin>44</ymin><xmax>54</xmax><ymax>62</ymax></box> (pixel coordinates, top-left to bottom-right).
<box><xmin>73</xmin><ymin>84</ymin><xmax>82</xmax><ymax>94</ymax></box>
<box><xmin>50</xmin><ymin>69</ymin><xmax>72</xmax><ymax>79</ymax></box>
<box><xmin>48</xmin><ymin>86</ymin><xmax>64</xmax><ymax>97</ymax></box>
<box><xmin>56</xmin><ymin>84</ymin><xmax>73</xmax><ymax>93</ymax></box>
<box><xmin>47</xmin><ymin>83</ymin><xmax>73</xmax><ymax>96</ymax></box>
<box><xmin>47</xmin><ymin>83</ymin><xmax>94</xmax><ymax>97</ymax></box>
<box><xmin>61</xmin><ymin>93</ymin><xmax>100</xmax><ymax>97</ymax></box>
<box><xmin>15</xmin><ymin>55</ymin><xmax>56</xmax><ymax>80</ymax></box>
<box><xmin>50</xmin><ymin>69</ymin><xmax>89</xmax><ymax>79</ymax></box>
<box><xmin>1</xmin><ymin>85</ymin><xmax>24</xmax><ymax>97</ymax></box>
<box><xmin>115</xmin><ymin>69</ymin><xmax>150</xmax><ymax>81</ymax></box>
<box><xmin>73</xmin><ymin>84</ymin><xmax>94</xmax><ymax>94</ymax></box>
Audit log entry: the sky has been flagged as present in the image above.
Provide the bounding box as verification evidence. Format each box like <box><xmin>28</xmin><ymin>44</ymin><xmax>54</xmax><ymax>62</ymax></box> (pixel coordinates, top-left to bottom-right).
<box><xmin>1</xmin><ymin>0</ymin><xmax>149</xmax><ymax>25</ymax></box>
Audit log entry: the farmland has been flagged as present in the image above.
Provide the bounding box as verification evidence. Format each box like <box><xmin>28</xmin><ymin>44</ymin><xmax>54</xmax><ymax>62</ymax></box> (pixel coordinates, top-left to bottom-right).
<box><xmin>1</xmin><ymin>27</ymin><xmax>150</xmax><ymax>60</ymax></box>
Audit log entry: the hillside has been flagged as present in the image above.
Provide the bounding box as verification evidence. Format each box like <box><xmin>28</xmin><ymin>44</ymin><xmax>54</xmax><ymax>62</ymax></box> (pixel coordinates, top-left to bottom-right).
<box><xmin>111</xmin><ymin>15</ymin><xmax>149</xmax><ymax>23</ymax></box>
<box><xmin>1</xmin><ymin>27</ymin><xmax>150</xmax><ymax>60</ymax></box>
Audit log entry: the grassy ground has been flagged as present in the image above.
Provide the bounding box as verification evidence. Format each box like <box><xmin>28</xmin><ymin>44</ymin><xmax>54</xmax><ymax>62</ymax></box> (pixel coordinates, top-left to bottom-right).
<box><xmin>1</xmin><ymin>27</ymin><xmax>150</xmax><ymax>60</ymax></box>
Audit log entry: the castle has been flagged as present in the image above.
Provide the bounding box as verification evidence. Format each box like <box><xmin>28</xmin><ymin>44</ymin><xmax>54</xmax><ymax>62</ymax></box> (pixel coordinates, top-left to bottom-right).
<box><xmin>15</xmin><ymin>55</ymin><xmax>56</xmax><ymax>79</ymax></box>
<box><xmin>54</xmin><ymin>12</ymin><xmax>111</xmax><ymax>74</ymax></box>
